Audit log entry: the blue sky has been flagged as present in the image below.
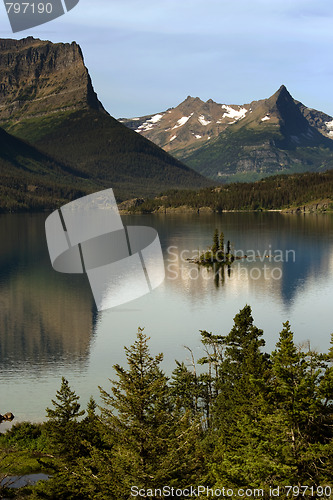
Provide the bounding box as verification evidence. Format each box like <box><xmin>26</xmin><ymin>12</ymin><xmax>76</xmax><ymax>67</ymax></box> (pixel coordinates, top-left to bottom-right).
<box><xmin>1</xmin><ymin>0</ymin><xmax>333</xmax><ymax>118</ymax></box>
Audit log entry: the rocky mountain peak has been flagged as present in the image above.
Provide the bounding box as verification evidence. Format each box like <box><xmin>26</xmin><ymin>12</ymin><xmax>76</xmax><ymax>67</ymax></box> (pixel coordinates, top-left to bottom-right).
<box><xmin>266</xmin><ymin>84</ymin><xmax>294</xmax><ymax>108</ymax></box>
<box><xmin>0</xmin><ymin>36</ymin><xmax>105</xmax><ymax>123</ymax></box>
<box><xmin>121</xmin><ymin>86</ymin><xmax>333</xmax><ymax>182</ymax></box>
<box><xmin>277</xmin><ymin>84</ymin><xmax>288</xmax><ymax>94</ymax></box>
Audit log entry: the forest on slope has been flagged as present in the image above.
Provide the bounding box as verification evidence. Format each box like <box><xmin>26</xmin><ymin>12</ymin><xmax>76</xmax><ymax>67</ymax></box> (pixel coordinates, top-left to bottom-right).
<box><xmin>130</xmin><ymin>169</ymin><xmax>333</xmax><ymax>213</ymax></box>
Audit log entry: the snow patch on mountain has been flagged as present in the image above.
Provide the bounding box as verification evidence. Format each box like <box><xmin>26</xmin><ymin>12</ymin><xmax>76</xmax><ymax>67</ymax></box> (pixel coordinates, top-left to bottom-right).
<box><xmin>135</xmin><ymin>113</ymin><xmax>164</xmax><ymax>132</ymax></box>
<box><xmin>198</xmin><ymin>115</ymin><xmax>211</xmax><ymax>126</ymax></box>
<box><xmin>172</xmin><ymin>114</ymin><xmax>193</xmax><ymax>129</ymax></box>
<box><xmin>170</xmin><ymin>135</ymin><xmax>177</xmax><ymax>141</ymax></box>
<box><xmin>221</xmin><ymin>105</ymin><xmax>247</xmax><ymax>121</ymax></box>
<box><xmin>325</xmin><ymin>119</ymin><xmax>333</xmax><ymax>137</ymax></box>
<box><xmin>261</xmin><ymin>115</ymin><xmax>270</xmax><ymax>122</ymax></box>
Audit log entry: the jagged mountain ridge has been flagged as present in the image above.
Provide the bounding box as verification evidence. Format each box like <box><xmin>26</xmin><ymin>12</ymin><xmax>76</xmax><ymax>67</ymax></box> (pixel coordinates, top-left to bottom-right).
<box><xmin>120</xmin><ymin>96</ymin><xmax>251</xmax><ymax>158</ymax></box>
<box><xmin>121</xmin><ymin>86</ymin><xmax>333</xmax><ymax>181</ymax></box>
<box><xmin>0</xmin><ymin>37</ymin><xmax>207</xmax><ymax>205</ymax></box>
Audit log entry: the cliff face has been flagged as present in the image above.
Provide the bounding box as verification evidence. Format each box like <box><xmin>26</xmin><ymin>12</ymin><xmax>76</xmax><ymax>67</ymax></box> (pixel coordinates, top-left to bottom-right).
<box><xmin>0</xmin><ymin>37</ymin><xmax>104</xmax><ymax>123</ymax></box>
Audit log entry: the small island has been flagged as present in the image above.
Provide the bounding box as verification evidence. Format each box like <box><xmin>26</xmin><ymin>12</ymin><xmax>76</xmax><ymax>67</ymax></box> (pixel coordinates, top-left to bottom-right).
<box><xmin>193</xmin><ymin>228</ymin><xmax>236</xmax><ymax>266</ymax></box>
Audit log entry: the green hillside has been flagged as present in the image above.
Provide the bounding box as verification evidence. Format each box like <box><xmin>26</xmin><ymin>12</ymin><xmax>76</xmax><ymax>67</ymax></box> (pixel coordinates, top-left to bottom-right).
<box><xmin>184</xmin><ymin>125</ymin><xmax>333</xmax><ymax>182</ymax></box>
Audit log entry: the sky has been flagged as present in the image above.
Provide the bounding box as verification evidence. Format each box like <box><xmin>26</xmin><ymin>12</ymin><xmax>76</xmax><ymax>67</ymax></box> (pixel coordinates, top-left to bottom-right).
<box><xmin>0</xmin><ymin>0</ymin><xmax>333</xmax><ymax>118</ymax></box>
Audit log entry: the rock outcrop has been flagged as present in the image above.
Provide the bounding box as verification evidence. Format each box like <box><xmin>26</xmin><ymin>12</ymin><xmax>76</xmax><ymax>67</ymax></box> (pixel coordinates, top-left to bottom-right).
<box><xmin>0</xmin><ymin>36</ymin><xmax>104</xmax><ymax>123</ymax></box>
<box><xmin>0</xmin><ymin>412</ymin><xmax>14</xmax><ymax>422</ymax></box>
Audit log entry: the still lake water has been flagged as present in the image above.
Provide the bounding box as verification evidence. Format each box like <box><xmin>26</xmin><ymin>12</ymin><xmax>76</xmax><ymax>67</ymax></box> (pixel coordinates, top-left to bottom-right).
<box><xmin>1</xmin><ymin>212</ymin><xmax>333</xmax><ymax>426</ymax></box>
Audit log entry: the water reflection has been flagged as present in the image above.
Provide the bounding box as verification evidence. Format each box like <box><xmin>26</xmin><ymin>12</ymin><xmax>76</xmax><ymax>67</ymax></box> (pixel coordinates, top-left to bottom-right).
<box><xmin>0</xmin><ymin>214</ymin><xmax>96</xmax><ymax>372</ymax></box>
<box><xmin>0</xmin><ymin>212</ymin><xmax>332</xmax><ymax>423</ymax></box>
<box><xmin>156</xmin><ymin>212</ymin><xmax>333</xmax><ymax>308</ymax></box>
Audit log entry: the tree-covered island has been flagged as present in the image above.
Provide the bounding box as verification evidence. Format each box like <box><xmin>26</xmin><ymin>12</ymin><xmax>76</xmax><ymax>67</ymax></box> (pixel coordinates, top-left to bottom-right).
<box><xmin>191</xmin><ymin>228</ymin><xmax>236</xmax><ymax>265</ymax></box>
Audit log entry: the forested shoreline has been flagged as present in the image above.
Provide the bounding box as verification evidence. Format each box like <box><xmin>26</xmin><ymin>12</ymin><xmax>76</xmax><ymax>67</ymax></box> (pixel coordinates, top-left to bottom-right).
<box><xmin>129</xmin><ymin>170</ymin><xmax>333</xmax><ymax>214</ymax></box>
<box><xmin>1</xmin><ymin>305</ymin><xmax>332</xmax><ymax>499</ymax></box>
<box><xmin>1</xmin><ymin>169</ymin><xmax>333</xmax><ymax>214</ymax></box>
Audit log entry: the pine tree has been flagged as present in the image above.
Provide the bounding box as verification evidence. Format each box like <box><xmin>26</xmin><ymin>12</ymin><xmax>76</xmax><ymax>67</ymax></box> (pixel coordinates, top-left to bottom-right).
<box><xmin>219</xmin><ymin>231</ymin><xmax>224</xmax><ymax>253</ymax></box>
<box><xmin>226</xmin><ymin>240</ymin><xmax>231</xmax><ymax>257</ymax></box>
<box><xmin>221</xmin><ymin>305</ymin><xmax>268</xmax><ymax>390</ymax></box>
<box><xmin>268</xmin><ymin>322</ymin><xmax>332</xmax><ymax>484</ymax></box>
<box><xmin>212</xmin><ymin>228</ymin><xmax>219</xmax><ymax>254</ymax></box>
<box><xmin>170</xmin><ymin>360</ymin><xmax>200</xmax><ymax>415</ymax></box>
<box><xmin>99</xmin><ymin>328</ymin><xmax>177</xmax><ymax>489</ymax></box>
<box><xmin>45</xmin><ymin>377</ymin><xmax>85</xmax><ymax>459</ymax></box>
<box><xmin>46</xmin><ymin>377</ymin><xmax>84</xmax><ymax>424</ymax></box>
<box><xmin>208</xmin><ymin>306</ymin><xmax>270</xmax><ymax>490</ymax></box>
<box><xmin>197</xmin><ymin>330</ymin><xmax>225</xmax><ymax>424</ymax></box>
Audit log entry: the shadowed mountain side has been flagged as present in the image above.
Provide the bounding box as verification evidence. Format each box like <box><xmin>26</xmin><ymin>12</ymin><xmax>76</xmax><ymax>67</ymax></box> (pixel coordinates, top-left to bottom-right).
<box><xmin>0</xmin><ymin>126</ymin><xmax>105</xmax><ymax>212</ymax></box>
<box><xmin>25</xmin><ymin>108</ymin><xmax>209</xmax><ymax>199</ymax></box>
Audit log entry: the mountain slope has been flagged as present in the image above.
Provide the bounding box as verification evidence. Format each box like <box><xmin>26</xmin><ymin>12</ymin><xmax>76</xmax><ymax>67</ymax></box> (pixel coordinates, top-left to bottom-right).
<box><xmin>0</xmin><ymin>125</ymin><xmax>104</xmax><ymax>211</ymax></box>
<box><xmin>120</xmin><ymin>96</ymin><xmax>250</xmax><ymax>159</ymax></box>
<box><xmin>122</xmin><ymin>86</ymin><xmax>333</xmax><ymax>182</ymax></box>
<box><xmin>0</xmin><ymin>37</ymin><xmax>208</xmax><ymax>200</ymax></box>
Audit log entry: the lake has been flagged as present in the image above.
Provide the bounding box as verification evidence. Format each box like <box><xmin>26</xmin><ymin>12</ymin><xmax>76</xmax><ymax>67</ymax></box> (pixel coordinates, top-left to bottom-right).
<box><xmin>0</xmin><ymin>212</ymin><xmax>332</xmax><ymax>426</ymax></box>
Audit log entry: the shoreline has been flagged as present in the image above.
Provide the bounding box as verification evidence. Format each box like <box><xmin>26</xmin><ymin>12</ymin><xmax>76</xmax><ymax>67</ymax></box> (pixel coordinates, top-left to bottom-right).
<box><xmin>0</xmin><ymin>199</ymin><xmax>332</xmax><ymax>216</ymax></box>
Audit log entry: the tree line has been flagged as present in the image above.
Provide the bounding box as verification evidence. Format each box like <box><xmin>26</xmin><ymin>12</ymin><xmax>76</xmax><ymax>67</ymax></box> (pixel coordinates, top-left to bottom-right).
<box><xmin>131</xmin><ymin>169</ymin><xmax>333</xmax><ymax>213</ymax></box>
<box><xmin>0</xmin><ymin>306</ymin><xmax>332</xmax><ymax>499</ymax></box>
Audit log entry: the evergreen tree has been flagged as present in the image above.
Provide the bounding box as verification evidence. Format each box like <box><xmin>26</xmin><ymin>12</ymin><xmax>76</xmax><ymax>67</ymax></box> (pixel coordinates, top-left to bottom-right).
<box><xmin>46</xmin><ymin>377</ymin><xmax>84</xmax><ymax>425</ymax></box>
<box><xmin>226</xmin><ymin>240</ymin><xmax>231</xmax><ymax>257</ymax></box>
<box><xmin>99</xmin><ymin>328</ymin><xmax>179</xmax><ymax>490</ymax></box>
<box><xmin>268</xmin><ymin>322</ymin><xmax>332</xmax><ymax>484</ymax></box>
<box><xmin>221</xmin><ymin>305</ymin><xmax>268</xmax><ymax>389</ymax></box>
<box><xmin>45</xmin><ymin>377</ymin><xmax>85</xmax><ymax>460</ymax></box>
<box><xmin>170</xmin><ymin>360</ymin><xmax>200</xmax><ymax>416</ymax></box>
<box><xmin>208</xmin><ymin>306</ymin><xmax>270</xmax><ymax>490</ymax></box>
<box><xmin>219</xmin><ymin>231</ymin><xmax>224</xmax><ymax>253</ymax></box>
<box><xmin>212</xmin><ymin>228</ymin><xmax>219</xmax><ymax>254</ymax></box>
<box><xmin>197</xmin><ymin>330</ymin><xmax>225</xmax><ymax>425</ymax></box>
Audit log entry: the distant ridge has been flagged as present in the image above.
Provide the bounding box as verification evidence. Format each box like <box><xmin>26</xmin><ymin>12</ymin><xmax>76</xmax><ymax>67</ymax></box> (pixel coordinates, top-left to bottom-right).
<box><xmin>121</xmin><ymin>86</ymin><xmax>333</xmax><ymax>182</ymax></box>
<box><xmin>0</xmin><ymin>37</ymin><xmax>208</xmax><ymax>206</ymax></box>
